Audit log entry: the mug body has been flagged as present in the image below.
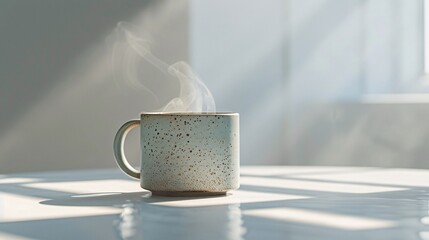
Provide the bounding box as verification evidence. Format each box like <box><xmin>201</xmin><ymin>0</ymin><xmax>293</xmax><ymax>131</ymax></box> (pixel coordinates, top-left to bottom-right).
<box><xmin>140</xmin><ymin>112</ymin><xmax>239</xmax><ymax>193</ymax></box>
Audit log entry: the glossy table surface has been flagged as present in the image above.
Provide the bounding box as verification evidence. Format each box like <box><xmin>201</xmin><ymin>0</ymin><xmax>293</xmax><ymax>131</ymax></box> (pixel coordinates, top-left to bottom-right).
<box><xmin>1</xmin><ymin>166</ymin><xmax>429</xmax><ymax>240</ymax></box>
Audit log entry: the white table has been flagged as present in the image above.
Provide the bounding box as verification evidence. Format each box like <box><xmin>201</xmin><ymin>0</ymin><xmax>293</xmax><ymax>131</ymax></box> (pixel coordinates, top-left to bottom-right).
<box><xmin>0</xmin><ymin>166</ymin><xmax>428</xmax><ymax>240</ymax></box>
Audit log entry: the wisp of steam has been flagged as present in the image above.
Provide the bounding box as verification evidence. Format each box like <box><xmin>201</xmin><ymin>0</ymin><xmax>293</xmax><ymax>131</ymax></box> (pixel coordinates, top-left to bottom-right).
<box><xmin>110</xmin><ymin>22</ymin><xmax>215</xmax><ymax>113</ymax></box>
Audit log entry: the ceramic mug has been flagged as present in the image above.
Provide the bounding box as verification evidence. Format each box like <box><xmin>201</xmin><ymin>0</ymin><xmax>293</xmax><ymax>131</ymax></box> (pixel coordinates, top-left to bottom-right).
<box><xmin>113</xmin><ymin>112</ymin><xmax>240</xmax><ymax>196</ymax></box>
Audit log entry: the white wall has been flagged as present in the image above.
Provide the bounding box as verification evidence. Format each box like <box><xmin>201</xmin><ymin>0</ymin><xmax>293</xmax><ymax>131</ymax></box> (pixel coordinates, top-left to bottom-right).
<box><xmin>0</xmin><ymin>0</ymin><xmax>190</xmax><ymax>173</ymax></box>
<box><xmin>285</xmin><ymin>0</ymin><xmax>426</xmax><ymax>167</ymax></box>
<box><xmin>1</xmin><ymin>0</ymin><xmax>427</xmax><ymax>173</ymax></box>
<box><xmin>190</xmin><ymin>0</ymin><xmax>427</xmax><ymax>168</ymax></box>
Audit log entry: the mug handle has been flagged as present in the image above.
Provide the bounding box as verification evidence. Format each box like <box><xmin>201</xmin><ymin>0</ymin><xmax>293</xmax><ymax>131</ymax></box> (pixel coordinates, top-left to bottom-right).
<box><xmin>113</xmin><ymin>119</ymin><xmax>141</xmax><ymax>179</ymax></box>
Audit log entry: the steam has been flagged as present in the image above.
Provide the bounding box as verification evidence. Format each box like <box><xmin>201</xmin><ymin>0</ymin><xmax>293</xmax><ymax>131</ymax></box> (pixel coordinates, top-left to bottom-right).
<box><xmin>110</xmin><ymin>22</ymin><xmax>215</xmax><ymax>113</ymax></box>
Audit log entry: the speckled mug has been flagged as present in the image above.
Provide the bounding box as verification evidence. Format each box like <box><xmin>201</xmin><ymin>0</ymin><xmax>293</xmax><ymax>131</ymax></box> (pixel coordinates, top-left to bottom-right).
<box><xmin>113</xmin><ymin>112</ymin><xmax>239</xmax><ymax>196</ymax></box>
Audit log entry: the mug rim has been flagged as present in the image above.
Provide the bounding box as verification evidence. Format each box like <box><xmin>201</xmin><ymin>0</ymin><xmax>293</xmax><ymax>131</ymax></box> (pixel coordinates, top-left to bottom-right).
<box><xmin>140</xmin><ymin>112</ymin><xmax>238</xmax><ymax>116</ymax></box>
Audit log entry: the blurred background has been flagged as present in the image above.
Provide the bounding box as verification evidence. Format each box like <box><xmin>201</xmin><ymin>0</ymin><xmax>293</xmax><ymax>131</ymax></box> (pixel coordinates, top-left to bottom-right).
<box><xmin>0</xmin><ymin>0</ymin><xmax>428</xmax><ymax>173</ymax></box>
